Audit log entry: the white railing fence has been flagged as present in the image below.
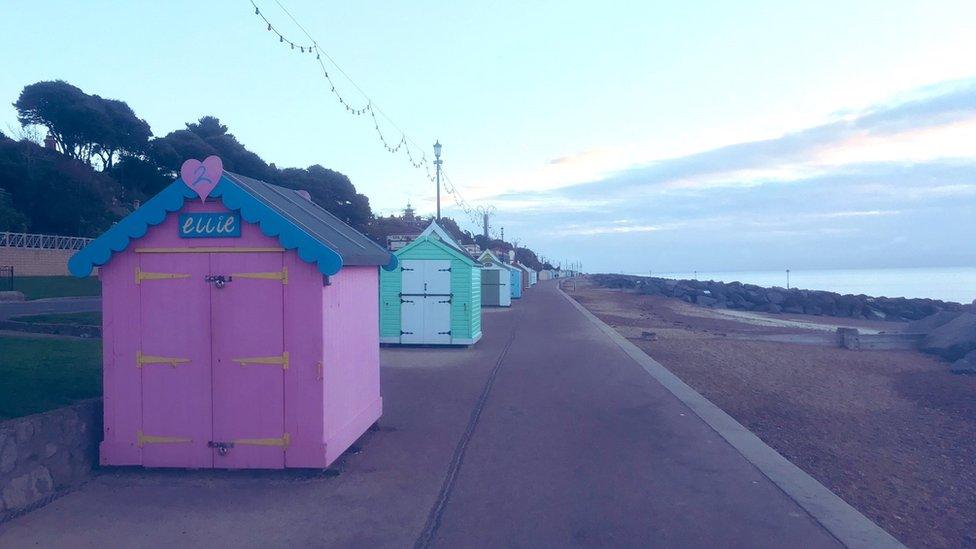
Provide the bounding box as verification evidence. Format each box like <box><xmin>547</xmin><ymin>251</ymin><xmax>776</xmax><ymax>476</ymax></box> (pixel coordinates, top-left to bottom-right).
<box><xmin>0</xmin><ymin>231</ymin><xmax>93</xmax><ymax>251</ymax></box>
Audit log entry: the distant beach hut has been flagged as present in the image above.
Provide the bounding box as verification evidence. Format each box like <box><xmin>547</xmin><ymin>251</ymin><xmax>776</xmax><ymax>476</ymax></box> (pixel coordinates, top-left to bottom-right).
<box><xmin>507</xmin><ymin>261</ymin><xmax>523</xmax><ymax>299</ymax></box>
<box><xmin>379</xmin><ymin>221</ymin><xmax>482</xmax><ymax>345</ymax></box>
<box><xmin>69</xmin><ymin>157</ymin><xmax>396</xmax><ymax>469</ymax></box>
<box><xmin>477</xmin><ymin>250</ymin><xmax>512</xmax><ymax>307</ymax></box>
<box><xmin>514</xmin><ymin>262</ymin><xmax>533</xmax><ymax>292</ymax></box>
<box><xmin>538</xmin><ymin>269</ymin><xmax>553</xmax><ymax>281</ymax></box>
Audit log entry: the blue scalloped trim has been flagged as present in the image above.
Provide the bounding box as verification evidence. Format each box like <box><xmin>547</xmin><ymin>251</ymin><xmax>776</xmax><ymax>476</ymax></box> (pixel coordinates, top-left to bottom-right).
<box><xmin>69</xmin><ymin>176</ymin><xmax>388</xmax><ymax>277</ymax></box>
<box><xmin>68</xmin><ymin>181</ymin><xmax>193</xmax><ymax>277</ymax></box>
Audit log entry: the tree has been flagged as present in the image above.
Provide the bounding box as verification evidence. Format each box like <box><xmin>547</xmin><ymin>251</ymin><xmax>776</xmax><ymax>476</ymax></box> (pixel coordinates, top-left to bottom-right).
<box><xmin>105</xmin><ymin>155</ymin><xmax>172</xmax><ymax>202</ymax></box>
<box><xmin>474</xmin><ymin>234</ymin><xmax>512</xmax><ymax>253</ymax></box>
<box><xmin>273</xmin><ymin>165</ymin><xmax>373</xmax><ymax>231</ymax></box>
<box><xmin>515</xmin><ymin>247</ymin><xmax>544</xmax><ymax>271</ymax></box>
<box><xmin>90</xmin><ymin>97</ymin><xmax>151</xmax><ymax>169</ymax></box>
<box><xmin>0</xmin><ymin>187</ymin><xmax>28</xmax><ymax>231</ymax></box>
<box><xmin>150</xmin><ymin>130</ymin><xmax>218</xmax><ymax>174</ymax></box>
<box><xmin>14</xmin><ymin>81</ymin><xmax>89</xmax><ymax>159</ymax></box>
<box><xmin>435</xmin><ymin>217</ymin><xmax>475</xmax><ymax>244</ymax></box>
<box><xmin>14</xmin><ymin>81</ymin><xmax>151</xmax><ymax>169</ymax></box>
<box><xmin>0</xmin><ymin>135</ymin><xmax>123</xmax><ymax>236</ymax></box>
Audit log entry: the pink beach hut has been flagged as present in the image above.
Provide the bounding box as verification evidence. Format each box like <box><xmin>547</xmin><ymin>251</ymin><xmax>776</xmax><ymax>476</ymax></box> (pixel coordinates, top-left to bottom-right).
<box><xmin>69</xmin><ymin>159</ymin><xmax>397</xmax><ymax>469</ymax></box>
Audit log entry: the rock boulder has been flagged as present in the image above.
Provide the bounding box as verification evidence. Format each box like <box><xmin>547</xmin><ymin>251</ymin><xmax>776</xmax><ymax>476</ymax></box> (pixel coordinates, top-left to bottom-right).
<box><xmin>951</xmin><ymin>350</ymin><xmax>976</xmax><ymax>375</ymax></box>
<box><xmin>906</xmin><ymin>310</ymin><xmax>961</xmax><ymax>334</ymax></box>
<box><xmin>920</xmin><ymin>313</ymin><xmax>976</xmax><ymax>361</ymax></box>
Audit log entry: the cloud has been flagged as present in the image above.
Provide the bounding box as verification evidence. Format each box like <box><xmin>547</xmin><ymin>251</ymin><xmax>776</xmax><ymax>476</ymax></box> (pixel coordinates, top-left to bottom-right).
<box><xmin>811</xmin><ymin>210</ymin><xmax>901</xmax><ymax>219</ymax></box>
<box><xmin>488</xmin><ymin>78</ymin><xmax>976</xmax><ymax>272</ymax></box>
<box><xmin>503</xmin><ymin>77</ymin><xmax>976</xmax><ymax>205</ymax></box>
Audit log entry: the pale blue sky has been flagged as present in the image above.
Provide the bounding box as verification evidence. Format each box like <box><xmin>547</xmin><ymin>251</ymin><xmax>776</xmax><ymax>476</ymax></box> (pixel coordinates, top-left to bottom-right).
<box><xmin>2</xmin><ymin>1</ymin><xmax>975</xmax><ymax>272</ymax></box>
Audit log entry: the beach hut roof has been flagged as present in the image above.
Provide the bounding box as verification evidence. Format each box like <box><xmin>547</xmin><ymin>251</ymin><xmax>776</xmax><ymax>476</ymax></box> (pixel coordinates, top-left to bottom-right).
<box><xmin>397</xmin><ymin>227</ymin><xmax>479</xmax><ymax>266</ymax></box>
<box><xmin>417</xmin><ymin>220</ymin><xmax>470</xmax><ymax>255</ymax></box>
<box><xmin>69</xmin><ymin>171</ymin><xmax>398</xmax><ymax>277</ymax></box>
<box><xmin>480</xmin><ymin>251</ymin><xmax>523</xmax><ymax>274</ymax></box>
<box><xmin>478</xmin><ymin>249</ymin><xmax>512</xmax><ymax>269</ymax></box>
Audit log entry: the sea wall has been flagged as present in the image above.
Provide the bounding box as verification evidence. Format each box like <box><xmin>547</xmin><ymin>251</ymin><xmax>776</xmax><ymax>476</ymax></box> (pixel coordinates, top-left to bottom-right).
<box><xmin>591</xmin><ymin>274</ymin><xmax>972</xmax><ymax>321</ymax></box>
<box><xmin>0</xmin><ymin>399</ymin><xmax>101</xmax><ymax>522</ymax></box>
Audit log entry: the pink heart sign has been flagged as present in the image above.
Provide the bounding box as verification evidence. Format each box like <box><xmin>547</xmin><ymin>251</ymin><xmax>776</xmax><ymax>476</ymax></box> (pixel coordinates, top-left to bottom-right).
<box><xmin>180</xmin><ymin>156</ymin><xmax>223</xmax><ymax>202</ymax></box>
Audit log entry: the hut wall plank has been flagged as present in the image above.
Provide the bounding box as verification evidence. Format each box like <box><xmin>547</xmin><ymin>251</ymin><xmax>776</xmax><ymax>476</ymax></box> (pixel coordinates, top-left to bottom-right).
<box><xmin>322</xmin><ymin>266</ymin><xmax>381</xmax><ymax>462</ymax></box>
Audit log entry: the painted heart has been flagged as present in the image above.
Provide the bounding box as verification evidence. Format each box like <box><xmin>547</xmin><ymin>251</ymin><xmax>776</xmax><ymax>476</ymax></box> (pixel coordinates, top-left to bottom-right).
<box><xmin>180</xmin><ymin>156</ymin><xmax>223</xmax><ymax>202</ymax></box>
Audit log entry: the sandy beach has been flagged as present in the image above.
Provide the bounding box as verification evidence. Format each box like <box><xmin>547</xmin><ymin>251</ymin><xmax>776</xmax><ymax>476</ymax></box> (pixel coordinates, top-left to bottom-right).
<box><xmin>569</xmin><ymin>280</ymin><xmax>976</xmax><ymax>549</ymax></box>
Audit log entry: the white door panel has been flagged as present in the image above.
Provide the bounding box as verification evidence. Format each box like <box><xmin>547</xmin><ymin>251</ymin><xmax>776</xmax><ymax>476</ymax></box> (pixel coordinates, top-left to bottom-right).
<box><xmin>400</xmin><ymin>259</ymin><xmax>454</xmax><ymax>343</ymax></box>
<box><xmin>424</xmin><ymin>296</ymin><xmax>452</xmax><ymax>344</ymax></box>
<box><xmin>401</xmin><ymin>260</ymin><xmax>426</xmax><ymax>295</ymax></box>
<box><xmin>425</xmin><ymin>260</ymin><xmax>452</xmax><ymax>295</ymax></box>
<box><xmin>400</xmin><ymin>296</ymin><xmax>424</xmax><ymax>344</ymax></box>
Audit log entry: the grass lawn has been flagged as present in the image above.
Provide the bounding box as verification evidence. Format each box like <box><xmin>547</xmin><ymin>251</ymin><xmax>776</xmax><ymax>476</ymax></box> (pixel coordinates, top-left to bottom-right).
<box><xmin>13</xmin><ymin>311</ymin><xmax>102</xmax><ymax>326</ymax></box>
<box><xmin>0</xmin><ymin>335</ymin><xmax>101</xmax><ymax>420</ymax></box>
<box><xmin>11</xmin><ymin>276</ymin><xmax>101</xmax><ymax>300</ymax></box>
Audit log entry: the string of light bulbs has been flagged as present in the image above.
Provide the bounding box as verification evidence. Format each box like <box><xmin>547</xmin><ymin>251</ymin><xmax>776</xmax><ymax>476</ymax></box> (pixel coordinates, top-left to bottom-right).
<box><xmin>247</xmin><ymin>0</ymin><xmax>501</xmax><ymax>238</ymax></box>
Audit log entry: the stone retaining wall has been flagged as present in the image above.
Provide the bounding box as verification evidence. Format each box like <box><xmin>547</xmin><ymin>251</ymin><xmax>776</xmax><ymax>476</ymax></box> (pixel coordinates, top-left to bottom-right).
<box><xmin>0</xmin><ymin>247</ymin><xmax>74</xmax><ymax>276</ymax></box>
<box><xmin>0</xmin><ymin>399</ymin><xmax>101</xmax><ymax>522</ymax></box>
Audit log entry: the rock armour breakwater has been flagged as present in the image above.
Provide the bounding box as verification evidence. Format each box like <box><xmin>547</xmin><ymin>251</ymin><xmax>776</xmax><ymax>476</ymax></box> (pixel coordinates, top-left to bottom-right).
<box><xmin>592</xmin><ymin>274</ymin><xmax>973</xmax><ymax>322</ymax></box>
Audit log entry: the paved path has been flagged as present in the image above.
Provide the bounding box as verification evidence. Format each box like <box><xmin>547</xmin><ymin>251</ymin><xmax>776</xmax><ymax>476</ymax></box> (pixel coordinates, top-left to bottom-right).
<box><xmin>0</xmin><ymin>282</ymin><xmax>887</xmax><ymax>547</ymax></box>
<box><xmin>0</xmin><ymin>296</ymin><xmax>101</xmax><ymax>320</ymax></box>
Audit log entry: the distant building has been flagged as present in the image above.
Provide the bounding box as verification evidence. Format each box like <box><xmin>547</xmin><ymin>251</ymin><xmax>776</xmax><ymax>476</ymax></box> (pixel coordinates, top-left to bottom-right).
<box><xmin>387</xmin><ymin>234</ymin><xmax>420</xmax><ymax>251</ymax></box>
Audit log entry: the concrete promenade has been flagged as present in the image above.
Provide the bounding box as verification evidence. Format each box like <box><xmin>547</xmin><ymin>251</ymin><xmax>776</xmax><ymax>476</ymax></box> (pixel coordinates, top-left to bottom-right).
<box><xmin>0</xmin><ymin>281</ymin><xmax>895</xmax><ymax>547</ymax></box>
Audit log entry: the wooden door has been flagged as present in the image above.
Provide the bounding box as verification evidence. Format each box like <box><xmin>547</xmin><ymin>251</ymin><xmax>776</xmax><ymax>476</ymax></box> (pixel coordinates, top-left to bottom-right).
<box><xmin>482</xmin><ymin>269</ymin><xmax>500</xmax><ymax>306</ymax></box>
<box><xmin>209</xmin><ymin>252</ymin><xmax>287</xmax><ymax>468</ymax></box>
<box><xmin>499</xmin><ymin>269</ymin><xmax>511</xmax><ymax>307</ymax></box>
<box><xmin>399</xmin><ymin>259</ymin><xmax>452</xmax><ymax>344</ymax></box>
<box><xmin>423</xmin><ymin>293</ymin><xmax>452</xmax><ymax>344</ymax></box>
<box><xmin>138</xmin><ymin>253</ymin><xmax>213</xmax><ymax>467</ymax></box>
<box><xmin>422</xmin><ymin>260</ymin><xmax>452</xmax><ymax>343</ymax></box>
<box><xmin>425</xmin><ymin>260</ymin><xmax>452</xmax><ymax>297</ymax></box>
<box><xmin>400</xmin><ymin>260</ymin><xmax>425</xmax><ymax>343</ymax></box>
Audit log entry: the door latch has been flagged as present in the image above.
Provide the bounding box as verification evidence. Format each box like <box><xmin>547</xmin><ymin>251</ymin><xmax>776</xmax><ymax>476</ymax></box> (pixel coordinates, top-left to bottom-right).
<box><xmin>205</xmin><ymin>274</ymin><xmax>232</xmax><ymax>288</ymax></box>
<box><xmin>208</xmin><ymin>441</ymin><xmax>235</xmax><ymax>456</ymax></box>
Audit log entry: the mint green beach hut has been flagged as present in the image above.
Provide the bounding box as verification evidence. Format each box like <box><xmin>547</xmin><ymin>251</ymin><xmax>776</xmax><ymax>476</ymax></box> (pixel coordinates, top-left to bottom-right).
<box><xmin>379</xmin><ymin>221</ymin><xmax>482</xmax><ymax>345</ymax></box>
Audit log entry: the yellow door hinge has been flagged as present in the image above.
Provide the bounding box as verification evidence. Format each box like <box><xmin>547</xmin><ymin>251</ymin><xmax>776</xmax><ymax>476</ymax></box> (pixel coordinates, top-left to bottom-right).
<box><xmin>232</xmin><ymin>433</ymin><xmax>290</xmax><ymax>448</ymax></box>
<box><xmin>137</xmin><ymin>350</ymin><xmax>191</xmax><ymax>368</ymax></box>
<box><xmin>135</xmin><ymin>266</ymin><xmax>191</xmax><ymax>284</ymax></box>
<box><xmin>231</xmin><ymin>351</ymin><xmax>289</xmax><ymax>370</ymax></box>
<box><xmin>137</xmin><ymin>430</ymin><xmax>192</xmax><ymax>447</ymax></box>
<box><xmin>230</xmin><ymin>267</ymin><xmax>288</xmax><ymax>285</ymax></box>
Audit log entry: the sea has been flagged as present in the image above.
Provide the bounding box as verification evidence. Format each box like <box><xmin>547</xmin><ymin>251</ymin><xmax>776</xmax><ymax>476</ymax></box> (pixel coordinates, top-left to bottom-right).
<box><xmin>636</xmin><ymin>266</ymin><xmax>976</xmax><ymax>305</ymax></box>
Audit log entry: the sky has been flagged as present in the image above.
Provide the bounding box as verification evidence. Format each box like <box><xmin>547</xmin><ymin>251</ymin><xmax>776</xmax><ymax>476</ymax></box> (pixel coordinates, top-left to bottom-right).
<box><xmin>2</xmin><ymin>0</ymin><xmax>975</xmax><ymax>273</ymax></box>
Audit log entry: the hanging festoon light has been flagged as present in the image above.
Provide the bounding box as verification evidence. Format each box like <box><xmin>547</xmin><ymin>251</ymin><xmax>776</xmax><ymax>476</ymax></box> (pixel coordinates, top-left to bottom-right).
<box><xmin>245</xmin><ymin>0</ymin><xmax>493</xmax><ymax>234</ymax></box>
<box><xmin>434</xmin><ymin>140</ymin><xmax>443</xmax><ymax>220</ymax></box>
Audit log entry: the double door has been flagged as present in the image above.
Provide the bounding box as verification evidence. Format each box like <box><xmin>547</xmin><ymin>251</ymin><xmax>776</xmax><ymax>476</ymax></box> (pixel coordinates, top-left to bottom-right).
<box><xmin>136</xmin><ymin>251</ymin><xmax>288</xmax><ymax>468</ymax></box>
<box><xmin>481</xmin><ymin>268</ymin><xmax>511</xmax><ymax>307</ymax></box>
<box><xmin>400</xmin><ymin>259</ymin><xmax>452</xmax><ymax>344</ymax></box>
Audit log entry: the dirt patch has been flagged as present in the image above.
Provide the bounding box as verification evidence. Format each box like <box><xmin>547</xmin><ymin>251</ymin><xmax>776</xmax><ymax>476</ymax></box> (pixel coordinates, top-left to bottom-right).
<box><xmin>569</xmin><ymin>283</ymin><xmax>976</xmax><ymax>549</ymax></box>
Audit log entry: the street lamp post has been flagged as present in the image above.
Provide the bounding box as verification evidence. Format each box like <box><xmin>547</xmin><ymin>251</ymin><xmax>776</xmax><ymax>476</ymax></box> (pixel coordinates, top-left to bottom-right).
<box><xmin>433</xmin><ymin>140</ymin><xmax>443</xmax><ymax>221</ymax></box>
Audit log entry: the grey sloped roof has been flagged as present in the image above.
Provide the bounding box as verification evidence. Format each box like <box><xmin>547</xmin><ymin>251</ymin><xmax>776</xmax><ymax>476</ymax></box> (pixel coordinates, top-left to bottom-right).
<box><xmin>224</xmin><ymin>171</ymin><xmax>396</xmax><ymax>269</ymax></box>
